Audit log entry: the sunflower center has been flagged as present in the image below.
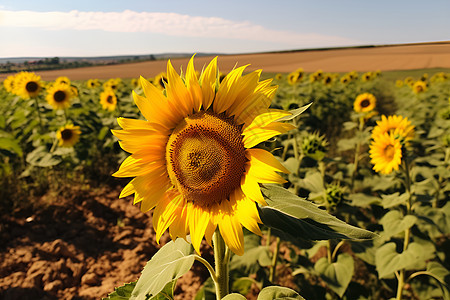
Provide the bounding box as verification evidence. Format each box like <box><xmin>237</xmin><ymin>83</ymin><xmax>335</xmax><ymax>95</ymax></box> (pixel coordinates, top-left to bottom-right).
<box><xmin>384</xmin><ymin>144</ymin><xmax>396</xmax><ymax>160</ymax></box>
<box><xmin>54</xmin><ymin>91</ymin><xmax>67</xmax><ymax>102</ymax></box>
<box><xmin>61</xmin><ymin>129</ymin><xmax>73</xmax><ymax>141</ymax></box>
<box><xmin>26</xmin><ymin>81</ymin><xmax>38</xmax><ymax>93</ymax></box>
<box><xmin>106</xmin><ymin>95</ymin><xmax>114</xmax><ymax>104</ymax></box>
<box><xmin>360</xmin><ymin>99</ymin><xmax>370</xmax><ymax>108</ymax></box>
<box><xmin>166</xmin><ymin>110</ymin><xmax>246</xmax><ymax>207</ymax></box>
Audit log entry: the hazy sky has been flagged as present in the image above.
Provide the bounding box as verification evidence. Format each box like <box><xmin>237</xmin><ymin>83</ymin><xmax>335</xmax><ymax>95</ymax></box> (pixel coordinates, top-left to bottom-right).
<box><xmin>0</xmin><ymin>0</ymin><xmax>449</xmax><ymax>58</ymax></box>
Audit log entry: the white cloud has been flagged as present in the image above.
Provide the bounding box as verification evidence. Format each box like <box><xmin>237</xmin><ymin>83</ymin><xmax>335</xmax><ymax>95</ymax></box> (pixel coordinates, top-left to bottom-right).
<box><xmin>0</xmin><ymin>9</ymin><xmax>362</xmax><ymax>48</ymax></box>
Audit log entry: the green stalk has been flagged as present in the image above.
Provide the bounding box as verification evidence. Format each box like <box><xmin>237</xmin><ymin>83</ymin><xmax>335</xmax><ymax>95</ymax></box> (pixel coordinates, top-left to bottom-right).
<box><xmin>351</xmin><ymin>117</ymin><xmax>365</xmax><ymax>192</ymax></box>
<box><xmin>33</xmin><ymin>97</ymin><xmax>43</xmax><ymax>132</ymax></box>
<box><xmin>396</xmin><ymin>159</ymin><xmax>412</xmax><ymax>300</ymax></box>
<box><xmin>269</xmin><ymin>237</ymin><xmax>281</xmax><ymax>283</ymax></box>
<box><xmin>213</xmin><ymin>231</ymin><xmax>230</xmax><ymax>299</ymax></box>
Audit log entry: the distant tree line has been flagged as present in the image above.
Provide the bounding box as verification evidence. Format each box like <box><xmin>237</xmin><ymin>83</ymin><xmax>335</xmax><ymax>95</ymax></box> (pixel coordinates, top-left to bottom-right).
<box><xmin>0</xmin><ymin>55</ymin><xmax>157</xmax><ymax>74</ymax></box>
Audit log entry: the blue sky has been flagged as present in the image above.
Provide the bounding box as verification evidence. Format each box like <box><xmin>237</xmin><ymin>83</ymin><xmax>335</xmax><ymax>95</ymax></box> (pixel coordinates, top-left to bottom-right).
<box><xmin>0</xmin><ymin>0</ymin><xmax>449</xmax><ymax>58</ymax></box>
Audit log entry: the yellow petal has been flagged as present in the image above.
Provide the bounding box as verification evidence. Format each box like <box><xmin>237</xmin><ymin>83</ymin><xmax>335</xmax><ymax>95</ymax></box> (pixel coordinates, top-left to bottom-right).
<box><xmin>233</xmin><ymin>189</ymin><xmax>262</xmax><ymax>236</ymax></box>
<box><xmin>243</xmin><ymin>122</ymin><xmax>296</xmax><ymax>148</ymax></box>
<box><xmin>247</xmin><ymin>148</ymin><xmax>289</xmax><ymax>173</ymax></box>
<box><xmin>132</xmin><ymin>88</ymin><xmax>176</xmax><ymax>128</ymax></box>
<box><xmin>213</xmin><ymin>65</ymin><xmax>248</xmax><ymax>114</ymax></box>
<box><xmin>119</xmin><ymin>178</ymin><xmax>136</xmax><ymax>198</ymax></box>
<box><xmin>240</xmin><ymin>172</ymin><xmax>267</xmax><ymax>206</ymax></box>
<box><xmin>185</xmin><ymin>55</ymin><xmax>203</xmax><ymax>112</ymax></box>
<box><xmin>217</xmin><ymin>201</ymin><xmax>244</xmax><ymax>256</ymax></box>
<box><xmin>201</xmin><ymin>57</ymin><xmax>218</xmax><ymax>110</ymax></box>
<box><xmin>166</xmin><ymin>60</ymin><xmax>194</xmax><ymax>117</ymax></box>
<box><xmin>112</xmin><ymin>155</ymin><xmax>165</xmax><ymax>177</ymax></box>
<box><xmin>169</xmin><ymin>202</ymin><xmax>189</xmax><ymax>241</ymax></box>
<box><xmin>243</xmin><ymin>109</ymin><xmax>292</xmax><ymax>131</ymax></box>
<box><xmin>153</xmin><ymin>191</ymin><xmax>184</xmax><ymax>242</ymax></box>
<box><xmin>188</xmin><ymin>204</ymin><xmax>211</xmax><ymax>254</ymax></box>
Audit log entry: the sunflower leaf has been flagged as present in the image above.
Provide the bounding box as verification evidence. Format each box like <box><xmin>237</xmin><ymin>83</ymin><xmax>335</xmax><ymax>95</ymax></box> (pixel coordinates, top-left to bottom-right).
<box><xmin>102</xmin><ymin>282</ymin><xmax>136</xmax><ymax>300</ymax></box>
<box><xmin>276</xmin><ymin>103</ymin><xmax>313</xmax><ymax>121</ymax></box>
<box><xmin>257</xmin><ymin>286</ymin><xmax>305</xmax><ymax>299</ymax></box>
<box><xmin>131</xmin><ymin>238</ymin><xmax>195</xmax><ymax>300</ymax></box>
<box><xmin>259</xmin><ymin>185</ymin><xmax>377</xmax><ymax>241</ymax></box>
<box><xmin>314</xmin><ymin>253</ymin><xmax>354</xmax><ymax>297</ymax></box>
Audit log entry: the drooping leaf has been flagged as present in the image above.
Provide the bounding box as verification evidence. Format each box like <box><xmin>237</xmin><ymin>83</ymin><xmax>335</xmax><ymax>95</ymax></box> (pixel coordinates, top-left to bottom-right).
<box><xmin>102</xmin><ymin>282</ymin><xmax>136</xmax><ymax>300</ymax></box>
<box><xmin>375</xmin><ymin>242</ymin><xmax>435</xmax><ymax>279</ymax></box>
<box><xmin>257</xmin><ymin>286</ymin><xmax>305</xmax><ymax>300</ymax></box>
<box><xmin>379</xmin><ymin>210</ymin><xmax>417</xmax><ymax>239</ymax></box>
<box><xmin>222</xmin><ymin>294</ymin><xmax>247</xmax><ymax>300</ymax></box>
<box><xmin>259</xmin><ymin>185</ymin><xmax>377</xmax><ymax>242</ymax></box>
<box><xmin>314</xmin><ymin>253</ymin><xmax>354</xmax><ymax>297</ymax></box>
<box><xmin>131</xmin><ymin>239</ymin><xmax>195</xmax><ymax>300</ymax></box>
<box><xmin>381</xmin><ymin>192</ymin><xmax>409</xmax><ymax>209</ymax></box>
<box><xmin>276</xmin><ymin>103</ymin><xmax>313</xmax><ymax>121</ymax></box>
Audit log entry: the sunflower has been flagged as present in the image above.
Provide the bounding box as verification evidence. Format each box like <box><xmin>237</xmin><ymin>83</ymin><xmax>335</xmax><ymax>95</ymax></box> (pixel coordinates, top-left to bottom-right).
<box><xmin>100</xmin><ymin>89</ymin><xmax>117</xmax><ymax>111</ymax></box>
<box><xmin>13</xmin><ymin>71</ymin><xmax>42</xmax><ymax>99</ymax></box>
<box><xmin>131</xmin><ymin>78</ymin><xmax>139</xmax><ymax>89</ymax></box>
<box><xmin>340</xmin><ymin>74</ymin><xmax>351</xmax><ymax>84</ymax></box>
<box><xmin>369</xmin><ymin>132</ymin><xmax>402</xmax><ymax>174</ymax></box>
<box><xmin>361</xmin><ymin>72</ymin><xmax>372</xmax><ymax>82</ymax></box>
<box><xmin>354</xmin><ymin>93</ymin><xmax>376</xmax><ymax>113</ymax></box>
<box><xmin>56</xmin><ymin>124</ymin><xmax>81</xmax><ymax>147</ymax></box>
<box><xmin>395</xmin><ymin>80</ymin><xmax>404</xmax><ymax>88</ymax></box>
<box><xmin>104</xmin><ymin>78</ymin><xmax>122</xmax><ymax>91</ymax></box>
<box><xmin>55</xmin><ymin>76</ymin><xmax>71</xmax><ymax>86</ymax></box>
<box><xmin>287</xmin><ymin>71</ymin><xmax>302</xmax><ymax>85</ymax></box>
<box><xmin>46</xmin><ymin>83</ymin><xmax>74</xmax><ymax>110</ymax></box>
<box><xmin>87</xmin><ymin>79</ymin><xmax>101</xmax><ymax>89</ymax></box>
<box><xmin>371</xmin><ymin>115</ymin><xmax>415</xmax><ymax>142</ymax></box>
<box><xmin>112</xmin><ymin>56</ymin><xmax>294</xmax><ymax>255</ymax></box>
<box><xmin>275</xmin><ymin>73</ymin><xmax>283</xmax><ymax>80</ymax></box>
<box><xmin>412</xmin><ymin>80</ymin><xmax>427</xmax><ymax>94</ymax></box>
<box><xmin>3</xmin><ymin>75</ymin><xmax>15</xmax><ymax>93</ymax></box>
<box><xmin>322</xmin><ymin>74</ymin><xmax>333</xmax><ymax>85</ymax></box>
<box><xmin>153</xmin><ymin>72</ymin><xmax>168</xmax><ymax>90</ymax></box>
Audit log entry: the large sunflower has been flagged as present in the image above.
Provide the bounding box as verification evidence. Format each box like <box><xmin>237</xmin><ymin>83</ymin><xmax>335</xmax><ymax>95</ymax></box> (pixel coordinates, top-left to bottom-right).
<box><xmin>354</xmin><ymin>93</ymin><xmax>376</xmax><ymax>113</ymax></box>
<box><xmin>13</xmin><ymin>71</ymin><xmax>42</xmax><ymax>99</ymax></box>
<box><xmin>46</xmin><ymin>83</ymin><xmax>74</xmax><ymax>110</ymax></box>
<box><xmin>112</xmin><ymin>56</ymin><xmax>294</xmax><ymax>255</ymax></box>
<box><xmin>371</xmin><ymin>115</ymin><xmax>415</xmax><ymax>142</ymax></box>
<box><xmin>369</xmin><ymin>132</ymin><xmax>402</xmax><ymax>174</ymax></box>
<box><xmin>56</xmin><ymin>124</ymin><xmax>81</xmax><ymax>147</ymax></box>
<box><xmin>100</xmin><ymin>89</ymin><xmax>117</xmax><ymax>111</ymax></box>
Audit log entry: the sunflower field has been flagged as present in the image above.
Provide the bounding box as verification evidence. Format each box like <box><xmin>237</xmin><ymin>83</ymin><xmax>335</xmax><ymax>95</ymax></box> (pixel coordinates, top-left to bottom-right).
<box><xmin>0</xmin><ymin>59</ymin><xmax>449</xmax><ymax>300</ymax></box>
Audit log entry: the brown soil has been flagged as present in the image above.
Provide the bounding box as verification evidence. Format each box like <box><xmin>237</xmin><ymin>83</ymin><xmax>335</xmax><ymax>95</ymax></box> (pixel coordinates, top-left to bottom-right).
<box><xmin>0</xmin><ymin>185</ymin><xmax>210</xmax><ymax>300</ymax></box>
<box><xmin>2</xmin><ymin>42</ymin><xmax>450</xmax><ymax>81</ymax></box>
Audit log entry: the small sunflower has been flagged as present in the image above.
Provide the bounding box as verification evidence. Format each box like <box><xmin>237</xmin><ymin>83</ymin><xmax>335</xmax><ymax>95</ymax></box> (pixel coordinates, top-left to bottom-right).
<box><xmin>287</xmin><ymin>70</ymin><xmax>303</xmax><ymax>85</ymax></box>
<box><xmin>131</xmin><ymin>78</ymin><xmax>139</xmax><ymax>89</ymax></box>
<box><xmin>369</xmin><ymin>132</ymin><xmax>402</xmax><ymax>174</ymax></box>
<box><xmin>13</xmin><ymin>71</ymin><xmax>42</xmax><ymax>99</ymax></box>
<box><xmin>104</xmin><ymin>78</ymin><xmax>122</xmax><ymax>91</ymax></box>
<box><xmin>412</xmin><ymin>80</ymin><xmax>427</xmax><ymax>94</ymax></box>
<box><xmin>275</xmin><ymin>73</ymin><xmax>283</xmax><ymax>80</ymax></box>
<box><xmin>354</xmin><ymin>93</ymin><xmax>376</xmax><ymax>113</ymax></box>
<box><xmin>87</xmin><ymin>79</ymin><xmax>101</xmax><ymax>89</ymax></box>
<box><xmin>340</xmin><ymin>74</ymin><xmax>351</xmax><ymax>84</ymax></box>
<box><xmin>153</xmin><ymin>72</ymin><xmax>168</xmax><ymax>90</ymax></box>
<box><xmin>395</xmin><ymin>80</ymin><xmax>404</xmax><ymax>88</ymax></box>
<box><xmin>371</xmin><ymin>115</ymin><xmax>415</xmax><ymax>142</ymax></box>
<box><xmin>322</xmin><ymin>74</ymin><xmax>333</xmax><ymax>85</ymax></box>
<box><xmin>3</xmin><ymin>75</ymin><xmax>15</xmax><ymax>93</ymax></box>
<box><xmin>100</xmin><ymin>89</ymin><xmax>117</xmax><ymax>111</ymax></box>
<box><xmin>46</xmin><ymin>83</ymin><xmax>74</xmax><ymax>110</ymax></box>
<box><xmin>361</xmin><ymin>72</ymin><xmax>372</xmax><ymax>82</ymax></box>
<box><xmin>112</xmin><ymin>56</ymin><xmax>295</xmax><ymax>255</ymax></box>
<box><xmin>56</xmin><ymin>124</ymin><xmax>81</xmax><ymax>147</ymax></box>
<box><xmin>55</xmin><ymin>76</ymin><xmax>71</xmax><ymax>86</ymax></box>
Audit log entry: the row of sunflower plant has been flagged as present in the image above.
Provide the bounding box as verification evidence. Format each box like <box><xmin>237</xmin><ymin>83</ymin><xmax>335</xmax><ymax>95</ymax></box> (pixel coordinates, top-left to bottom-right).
<box><xmin>1</xmin><ymin>58</ymin><xmax>449</xmax><ymax>299</ymax></box>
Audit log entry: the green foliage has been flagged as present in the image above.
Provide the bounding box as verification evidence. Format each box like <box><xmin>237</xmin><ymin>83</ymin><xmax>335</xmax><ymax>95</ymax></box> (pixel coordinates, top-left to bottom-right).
<box><xmin>314</xmin><ymin>253</ymin><xmax>354</xmax><ymax>297</ymax></box>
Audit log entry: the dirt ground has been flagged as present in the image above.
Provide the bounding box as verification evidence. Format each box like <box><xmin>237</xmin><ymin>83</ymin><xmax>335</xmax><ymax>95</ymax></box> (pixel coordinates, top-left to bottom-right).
<box><xmin>0</xmin><ymin>185</ymin><xmax>211</xmax><ymax>300</ymax></box>
<box><xmin>1</xmin><ymin>42</ymin><xmax>450</xmax><ymax>81</ymax></box>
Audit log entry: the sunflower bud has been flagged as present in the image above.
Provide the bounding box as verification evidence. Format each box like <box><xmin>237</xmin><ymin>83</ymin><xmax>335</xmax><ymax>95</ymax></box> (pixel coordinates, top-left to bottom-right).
<box><xmin>300</xmin><ymin>131</ymin><xmax>329</xmax><ymax>161</ymax></box>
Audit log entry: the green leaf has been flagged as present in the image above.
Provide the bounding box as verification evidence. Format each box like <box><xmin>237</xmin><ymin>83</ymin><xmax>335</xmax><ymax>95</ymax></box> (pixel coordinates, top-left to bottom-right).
<box><xmin>102</xmin><ymin>282</ymin><xmax>136</xmax><ymax>300</ymax></box>
<box><xmin>348</xmin><ymin>193</ymin><xmax>382</xmax><ymax>208</ymax></box>
<box><xmin>381</xmin><ymin>192</ymin><xmax>409</xmax><ymax>209</ymax></box>
<box><xmin>259</xmin><ymin>185</ymin><xmax>377</xmax><ymax>241</ymax></box>
<box><xmin>379</xmin><ymin>210</ymin><xmax>417</xmax><ymax>239</ymax></box>
<box><xmin>222</xmin><ymin>294</ymin><xmax>247</xmax><ymax>300</ymax></box>
<box><xmin>150</xmin><ymin>280</ymin><xmax>176</xmax><ymax>300</ymax></box>
<box><xmin>277</xmin><ymin>103</ymin><xmax>313</xmax><ymax>121</ymax></box>
<box><xmin>375</xmin><ymin>242</ymin><xmax>434</xmax><ymax>279</ymax></box>
<box><xmin>131</xmin><ymin>239</ymin><xmax>195</xmax><ymax>300</ymax></box>
<box><xmin>314</xmin><ymin>253</ymin><xmax>354</xmax><ymax>297</ymax></box>
<box><xmin>257</xmin><ymin>286</ymin><xmax>305</xmax><ymax>299</ymax></box>
<box><xmin>0</xmin><ymin>137</ymin><xmax>23</xmax><ymax>157</ymax></box>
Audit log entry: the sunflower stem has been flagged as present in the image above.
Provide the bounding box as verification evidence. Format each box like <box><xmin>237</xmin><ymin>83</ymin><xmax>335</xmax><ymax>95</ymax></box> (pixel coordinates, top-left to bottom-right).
<box><xmin>194</xmin><ymin>255</ymin><xmax>218</xmax><ymax>283</ymax></box>
<box><xmin>396</xmin><ymin>159</ymin><xmax>413</xmax><ymax>300</ymax></box>
<box><xmin>269</xmin><ymin>236</ymin><xmax>281</xmax><ymax>283</ymax></box>
<box><xmin>213</xmin><ymin>231</ymin><xmax>229</xmax><ymax>300</ymax></box>
<box><xmin>351</xmin><ymin>117</ymin><xmax>365</xmax><ymax>192</ymax></box>
<box><xmin>33</xmin><ymin>97</ymin><xmax>43</xmax><ymax>133</ymax></box>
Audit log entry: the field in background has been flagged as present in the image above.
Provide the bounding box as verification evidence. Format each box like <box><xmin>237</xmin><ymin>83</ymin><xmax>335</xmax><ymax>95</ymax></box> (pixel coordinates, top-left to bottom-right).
<box><xmin>1</xmin><ymin>42</ymin><xmax>450</xmax><ymax>81</ymax></box>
